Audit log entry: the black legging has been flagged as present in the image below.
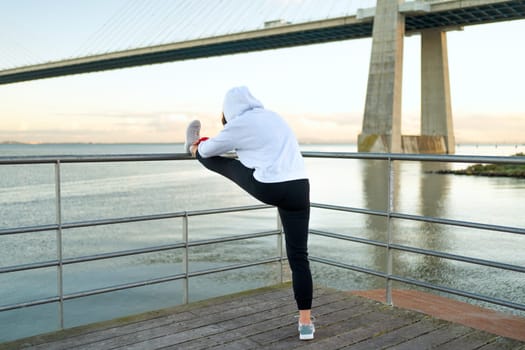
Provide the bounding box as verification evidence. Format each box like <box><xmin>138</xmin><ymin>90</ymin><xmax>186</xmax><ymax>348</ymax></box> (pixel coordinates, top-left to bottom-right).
<box><xmin>197</xmin><ymin>152</ymin><xmax>313</xmax><ymax>310</ymax></box>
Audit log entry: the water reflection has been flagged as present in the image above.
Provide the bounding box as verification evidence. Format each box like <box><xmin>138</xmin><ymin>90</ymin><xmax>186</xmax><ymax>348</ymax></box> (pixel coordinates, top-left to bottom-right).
<box><xmin>408</xmin><ymin>162</ymin><xmax>453</xmax><ymax>287</ymax></box>
<box><xmin>361</xmin><ymin>159</ymin><xmax>391</xmax><ymax>279</ymax></box>
<box><xmin>361</xmin><ymin>160</ymin><xmax>454</xmax><ymax>289</ymax></box>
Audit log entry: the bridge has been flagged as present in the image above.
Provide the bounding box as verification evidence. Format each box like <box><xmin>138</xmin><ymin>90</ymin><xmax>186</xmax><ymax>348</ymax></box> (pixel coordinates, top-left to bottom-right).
<box><xmin>1</xmin><ymin>0</ymin><xmax>524</xmax><ymax>153</ymax></box>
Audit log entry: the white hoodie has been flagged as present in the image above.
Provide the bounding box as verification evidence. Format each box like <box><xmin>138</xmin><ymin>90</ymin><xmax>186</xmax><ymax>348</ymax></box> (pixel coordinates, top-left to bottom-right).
<box><xmin>198</xmin><ymin>86</ymin><xmax>307</xmax><ymax>183</ymax></box>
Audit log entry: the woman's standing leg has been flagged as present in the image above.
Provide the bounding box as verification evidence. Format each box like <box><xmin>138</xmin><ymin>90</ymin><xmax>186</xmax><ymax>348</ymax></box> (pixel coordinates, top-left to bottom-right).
<box><xmin>276</xmin><ymin>179</ymin><xmax>313</xmax><ymax>327</ymax></box>
<box><xmin>278</xmin><ymin>206</ymin><xmax>313</xmax><ymax>310</ymax></box>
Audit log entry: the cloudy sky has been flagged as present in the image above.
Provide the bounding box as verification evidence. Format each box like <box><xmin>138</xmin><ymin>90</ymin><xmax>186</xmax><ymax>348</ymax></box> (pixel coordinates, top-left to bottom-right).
<box><xmin>0</xmin><ymin>0</ymin><xmax>523</xmax><ymax>144</ymax></box>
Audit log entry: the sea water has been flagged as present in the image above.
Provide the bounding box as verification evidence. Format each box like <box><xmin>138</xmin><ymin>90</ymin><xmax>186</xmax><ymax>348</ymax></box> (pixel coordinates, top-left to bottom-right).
<box><xmin>1</xmin><ymin>143</ymin><xmax>524</xmax><ymax>342</ymax></box>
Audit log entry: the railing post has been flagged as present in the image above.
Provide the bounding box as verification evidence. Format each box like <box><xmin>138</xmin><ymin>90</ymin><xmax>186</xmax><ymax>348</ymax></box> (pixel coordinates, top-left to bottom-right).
<box><xmin>276</xmin><ymin>210</ymin><xmax>284</xmax><ymax>284</ymax></box>
<box><xmin>182</xmin><ymin>213</ymin><xmax>189</xmax><ymax>304</ymax></box>
<box><xmin>54</xmin><ymin>161</ymin><xmax>65</xmax><ymax>329</ymax></box>
<box><xmin>386</xmin><ymin>157</ymin><xmax>394</xmax><ymax>306</ymax></box>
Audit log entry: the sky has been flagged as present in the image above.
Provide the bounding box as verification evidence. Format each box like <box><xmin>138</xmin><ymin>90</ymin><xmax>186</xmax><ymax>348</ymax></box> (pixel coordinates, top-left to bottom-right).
<box><xmin>0</xmin><ymin>0</ymin><xmax>524</xmax><ymax>145</ymax></box>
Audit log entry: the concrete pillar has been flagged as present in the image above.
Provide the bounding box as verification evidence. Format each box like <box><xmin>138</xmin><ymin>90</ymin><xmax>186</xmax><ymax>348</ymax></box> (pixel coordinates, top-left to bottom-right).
<box><xmin>421</xmin><ymin>30</ymin><xmax>455</xmax><ymax>153</ymax></box>
<box><xmin>358</xmin><ymin>0</ymin><xmax>405</xmax><ymax>153</ymax></box>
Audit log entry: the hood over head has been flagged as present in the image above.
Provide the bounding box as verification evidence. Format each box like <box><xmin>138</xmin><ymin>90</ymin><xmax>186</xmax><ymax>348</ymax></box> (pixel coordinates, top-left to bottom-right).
<box><xmin>222</xmin><ymin>86</ymin><xmax>264</xmax><ymax>122</ymax></box>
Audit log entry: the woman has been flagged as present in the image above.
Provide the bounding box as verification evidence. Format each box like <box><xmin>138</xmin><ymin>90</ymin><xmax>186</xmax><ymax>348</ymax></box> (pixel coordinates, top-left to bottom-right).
<box><xmin>184</xmin><ymin>86</ymin><xmax>314</xmax><ymax>340</ymax></box>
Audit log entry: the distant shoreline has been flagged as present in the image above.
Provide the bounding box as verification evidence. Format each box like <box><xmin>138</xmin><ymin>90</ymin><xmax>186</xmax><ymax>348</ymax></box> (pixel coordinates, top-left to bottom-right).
<box><xmin>434</xmin><ymin>153</ymin><xmax>525</xmax><ymax>178</ymax></box>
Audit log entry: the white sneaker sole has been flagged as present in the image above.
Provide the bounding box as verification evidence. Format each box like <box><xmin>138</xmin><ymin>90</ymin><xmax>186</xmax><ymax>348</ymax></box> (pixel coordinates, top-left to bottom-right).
<box><xmin>300</xmin><ymin>333</ymin><xmax>314</xmax><ymax>340</ymax></box>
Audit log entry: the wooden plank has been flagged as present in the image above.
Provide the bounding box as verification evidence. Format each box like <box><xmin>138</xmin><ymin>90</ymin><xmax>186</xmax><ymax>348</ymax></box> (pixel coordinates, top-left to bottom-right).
<box><xmin>386</xmin><ymin>323</ymin><xmax>474</xmax><ymax>349</ymax></box>
<box><xmin>477</xmin><ymin>337</ymin><xmax>525</xmax><ymax>350</ymax></box>
<box><xmin>343</xmin><ymin>318</ymin><xmax>450</xmax><ymax>349</ymax></box>
<box><xmin>432</xmin><ymin>330</ymin><xmax>501</xmax><ymax>350</ymax></box>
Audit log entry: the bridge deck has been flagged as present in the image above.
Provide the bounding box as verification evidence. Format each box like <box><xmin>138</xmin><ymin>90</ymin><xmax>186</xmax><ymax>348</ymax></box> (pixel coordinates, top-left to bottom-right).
<box><xmin>1</xmin><ymin>284</ymin><xmax>524</xmax><ymax>350</ymax></box>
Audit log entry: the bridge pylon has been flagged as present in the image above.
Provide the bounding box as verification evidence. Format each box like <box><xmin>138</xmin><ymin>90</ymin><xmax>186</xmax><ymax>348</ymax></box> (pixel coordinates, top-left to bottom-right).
<box><xmin>358</xmin><ymin>0</ymin><xmax>455</xmax><ymax>154</ymax></box>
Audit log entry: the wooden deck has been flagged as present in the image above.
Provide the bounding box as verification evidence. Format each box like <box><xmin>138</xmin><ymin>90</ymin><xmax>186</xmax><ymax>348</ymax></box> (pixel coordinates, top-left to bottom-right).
<box><xmin>1</xmin><ymin>284</ymin><xmax>524</xmax><ymax>350</ymax></box>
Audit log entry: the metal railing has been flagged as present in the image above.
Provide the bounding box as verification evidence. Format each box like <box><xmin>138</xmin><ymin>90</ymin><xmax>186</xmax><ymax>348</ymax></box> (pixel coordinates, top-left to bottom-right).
<box><xmin>0</xmin><ymin>153</ymin><xmax>286</xmax><ymax>332</ymax></box>
<box><xmin>1</xmin><ymin>151</ymin><xmax>524</xmax><ymax>337</ymax></box>
<box><xmin>303</xmin><ymin>152</ymin><xmax>525</xmax><ymax>310</ymax></box>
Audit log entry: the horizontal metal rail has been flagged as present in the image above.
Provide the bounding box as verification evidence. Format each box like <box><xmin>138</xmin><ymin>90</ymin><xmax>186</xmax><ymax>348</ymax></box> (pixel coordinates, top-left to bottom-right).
<box><xmin>390</xmin><ymin>274</ymin><xmax>525</xmax><ymax>312</ymax></box>
<box><xmin>390</xmin><ymin>212</ymin><xmax>525</xmax><ymax>236</ymax></box>
<box><xmin>310</xmin><ymin>256</ymin><xmax>387</xmax><ymax>279</ymax></box>
<box><xmin>310</xmin><ymin>228</ymin><xmax>525</xmax><ymax>274</ymax></box>
<box><xmin>0</xmin><ymin>257</ymin><xmax>282</xmax><ymax>312</ymax></box>
<box><xmin>312</xmin><ymin>203</ymin><xmax>525</xmax><ymax>236</ymax></box>
<box><xmin>1</xmin><ymin>233</ymin><xmax>288</xmax><ymax>274</ymax></box>
<box><xmin>389</xmin><ymin>242</ymin><xmax>525</xmax><ymax>273</ymax></box>
<box><xmin>310</xmin><ymin>228</ymin><xmax>388</xmax><ymax>248</ymax></box>
<box><xmin>303</xmin><ymin>151</ymin><xmax>525</xmax><ymax>164</ymax></box>
<box><xmin>0</xmin><ymin>151</ymin><xmax>523</xmax><ymax>165</ymax></box>
<box><xmin>0</xmin><ymin>204</ymin><xmax>271</xmax><ymax>236</ymax></box>
<box><xmin>0</xmin><ymin>153</ymin><xmax>192</xmax><ymax>165</ymax></box>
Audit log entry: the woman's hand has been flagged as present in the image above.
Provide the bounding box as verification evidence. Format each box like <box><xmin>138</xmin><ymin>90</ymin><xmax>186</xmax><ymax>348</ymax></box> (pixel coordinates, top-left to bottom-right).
<box><xmin>190</xmin><ymin>137</ymin><xmax>209</xmax><ymax>157</ymax></box>
<box><xmin>190</xmin><ymin>143</ymin><xmax>198</xmax><ymax>157</ymax></box>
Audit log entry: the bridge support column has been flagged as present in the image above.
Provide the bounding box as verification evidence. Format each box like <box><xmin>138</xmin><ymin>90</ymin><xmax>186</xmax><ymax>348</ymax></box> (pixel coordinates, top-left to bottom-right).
<box><xmin>420</xmin><ymin>29</ymin><xmax>455</xmax><ymax>154</ymax></box>
<box><xmin>358</xmin><ymin>0</ymin><xmax>405</xmax><ymax>153</ymax></box>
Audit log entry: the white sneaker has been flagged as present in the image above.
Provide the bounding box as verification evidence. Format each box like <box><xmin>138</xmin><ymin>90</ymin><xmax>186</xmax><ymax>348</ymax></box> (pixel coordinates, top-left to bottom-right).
<box><xmin>298</xmin><ymin>322</ymin><xmax>315</xmax><ymax>340</ymax></box>
<box><xmin>184</xmin><ymin>120</ymin><xmax>201</xmax><ymax>153</ymax></box>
